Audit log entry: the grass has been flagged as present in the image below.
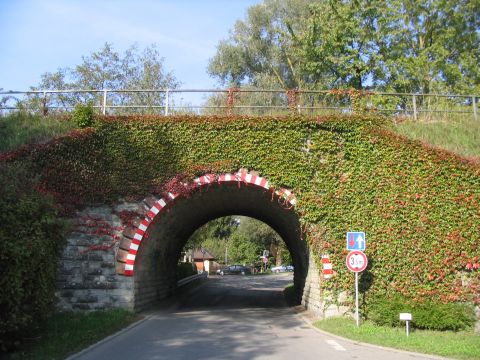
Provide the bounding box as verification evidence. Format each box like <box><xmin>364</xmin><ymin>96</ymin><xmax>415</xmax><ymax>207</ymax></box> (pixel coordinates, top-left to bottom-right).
<box><xmin>283</xmin><ymin>283</ymin><xmax>297</xmax><ymax>306</ymax></box>
<box><xmin>392</xmin><ymin>116</ymin><xmax>480</xmax><ymax>159</ymax></box>
<box><xmin>0</xmin><ymin>112</ymin><xmax>76</xmax><ymax>152</ymax></box>
<box><xmin>6</xmin><ymin>309</ymin><xmax>140</xmax><ymax>360</ymax></box>
<box><xmin>315</xmin><ymin>317</ymin><xmax>480</xmax><ymax>360</ymax></box>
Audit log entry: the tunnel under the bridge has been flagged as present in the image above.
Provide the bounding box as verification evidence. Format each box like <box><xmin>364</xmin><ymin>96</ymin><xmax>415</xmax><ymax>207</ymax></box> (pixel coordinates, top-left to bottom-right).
<box><xmin>130</xmin><ymin>181</ymin><xmax>308</xmax><ymax>311</ymax></box>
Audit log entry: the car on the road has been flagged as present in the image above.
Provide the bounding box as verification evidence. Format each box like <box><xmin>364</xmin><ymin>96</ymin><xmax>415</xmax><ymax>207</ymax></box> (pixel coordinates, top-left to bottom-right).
<box><xmin>216</xmin><ymin>265</ymin><xmax>251</xmax><ymax>276</ymax></box>
<box><xmin>271</xmin><ymin>265</ymin><xmax>294</xmax><ymax>273</ymax></box>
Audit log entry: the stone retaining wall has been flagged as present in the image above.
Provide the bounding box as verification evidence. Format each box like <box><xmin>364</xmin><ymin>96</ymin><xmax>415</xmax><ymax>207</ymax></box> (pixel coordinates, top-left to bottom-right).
<box><xmin>55</xmin><ymin>204</ymin><xmax>135</xmax><ymax>311</ymax></box>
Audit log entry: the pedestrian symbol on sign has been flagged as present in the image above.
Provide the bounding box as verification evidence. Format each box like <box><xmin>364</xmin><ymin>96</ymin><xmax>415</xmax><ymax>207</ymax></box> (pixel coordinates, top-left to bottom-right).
<box><xmin>346</xmin><ymin>232</ymin><xmax>366</xmax><ymax>251</ymax></box>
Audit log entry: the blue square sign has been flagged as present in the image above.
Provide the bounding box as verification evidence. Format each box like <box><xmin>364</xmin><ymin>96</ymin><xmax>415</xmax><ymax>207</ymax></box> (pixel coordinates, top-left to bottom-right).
<box><xmin>346</xmin><ymin>232</ymin><xmax>366</xmax><ymax>251</ymax></box>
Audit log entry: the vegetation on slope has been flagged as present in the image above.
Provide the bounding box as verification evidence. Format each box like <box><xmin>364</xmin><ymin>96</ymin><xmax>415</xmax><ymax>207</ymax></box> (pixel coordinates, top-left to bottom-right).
<box><xmin>1</xmin><ymin>114</ymin><xmax>477</xmax><ymax>310</ymax></box>
<box><xmin>0</xmin><ymin>112</ymin><xmax>75</xmax><ymax>152</ymax></box>
<box><xmin>393</xmin><ymin>118</ymin><xmax>480</xmax><ymax>160</ymax></box>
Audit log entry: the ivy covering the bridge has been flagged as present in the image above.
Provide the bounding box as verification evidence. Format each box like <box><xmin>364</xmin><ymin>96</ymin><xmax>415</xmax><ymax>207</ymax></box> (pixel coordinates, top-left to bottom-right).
<box><xmin>2</xmin><ymin>114</ymin><xmax>479</xmax><ymax>306</ymax></box>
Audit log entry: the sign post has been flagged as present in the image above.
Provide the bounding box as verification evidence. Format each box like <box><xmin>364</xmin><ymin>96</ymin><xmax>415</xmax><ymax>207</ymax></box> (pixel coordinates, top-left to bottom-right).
<box><xmin>400</xmin><ymin>313</ymin><xmax>412</xmax><ymax>337</ymax></box>
<box><xmin>346</xmin><ymin>249</ymin><xmax>368</xmax><ymax>327</ymax></box>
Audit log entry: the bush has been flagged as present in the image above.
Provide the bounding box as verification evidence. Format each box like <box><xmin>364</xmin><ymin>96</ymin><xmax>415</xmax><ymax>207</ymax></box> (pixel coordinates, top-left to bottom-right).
<box><xmin>72</xmin><ymin>102</ymin><xmax>95</xmax><ymax>128</ymax></box>
<box><xmin>177</xmin><ymin>262</ymin><xmax>197</xmax><ymax>280</ymax></box>
<box><xmin>367</xmin><ymin>294</ymin><xmax>475</xmax><ymax>331</ymax></box>
<box><xmin>0</xmin><ymin>164</ymin><xmax>66</xmax><ymax>351</ymax></box>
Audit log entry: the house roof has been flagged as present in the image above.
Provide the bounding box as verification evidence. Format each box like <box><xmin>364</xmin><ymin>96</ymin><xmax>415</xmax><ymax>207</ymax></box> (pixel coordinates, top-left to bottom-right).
<box><xmin>191</xmin><ymin>248</ymin><xmax>216</xmax><ymax>260</ymax></box>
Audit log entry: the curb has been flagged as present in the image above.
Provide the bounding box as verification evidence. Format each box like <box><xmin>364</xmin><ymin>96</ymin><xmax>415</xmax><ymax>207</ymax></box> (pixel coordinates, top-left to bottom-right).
<box><xmin>66</xmin><ymin>278</ymin><xmax>211</xmax><ymax>359</ymax></box>
<box><xmin>294</xmin><ymin>310</ymin><xmax>453</xmax><ymax>360</ymax></box>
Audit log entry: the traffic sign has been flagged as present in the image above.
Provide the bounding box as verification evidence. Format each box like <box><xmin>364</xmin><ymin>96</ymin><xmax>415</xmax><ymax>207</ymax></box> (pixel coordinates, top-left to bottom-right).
<box><xmin>346</xmin><ymin>232</ymin><xmax>366</xmax><ymax>251</ymax></box>
<box><xmin>262</xmin><ymin>257</ymin><xmax>268</xmax><ymax>264</ymax></box>
<box><xmin>346</xmin><ymin>250</ymin><xmax>368</xmax><ymax>272</ymax></box>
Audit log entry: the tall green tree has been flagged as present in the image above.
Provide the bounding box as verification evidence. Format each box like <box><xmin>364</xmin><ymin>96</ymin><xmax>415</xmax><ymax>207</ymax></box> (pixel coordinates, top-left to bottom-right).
<box><xmin>374</xmin><ymin>0</ymin><xmax>480</xmax><ymax>94</ymax></box>
<box><xmin>209</xmin><ymin>0</ymin><xmax>480</xmax><ymax>94</ymax></box>
<box><xmin>208</xmin><ymin>0</ymin><xmax>314</xmax><ymax>89</ymax></box>
<box><xmin>186</xmin><ymin>216</ymin><xmax>239</xmax><ymax>260</ymax></box>
<box><xmin>30</xmin><ymin>43</ymin><xmax>179</xmax><ymax>112</ymax></box>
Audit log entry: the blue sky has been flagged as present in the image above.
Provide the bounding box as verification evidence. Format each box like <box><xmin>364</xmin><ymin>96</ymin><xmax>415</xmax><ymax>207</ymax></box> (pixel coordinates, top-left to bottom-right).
<box><xmin>0</xmin><ymin>0</ymin><xmax>260</xmax><ymax>92</ymax></box>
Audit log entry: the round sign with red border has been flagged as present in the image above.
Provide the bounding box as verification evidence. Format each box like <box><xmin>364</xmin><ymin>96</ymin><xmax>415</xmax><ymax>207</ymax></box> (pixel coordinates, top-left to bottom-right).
<box><xmin>346</xmin><ymin>251</ymin><xmax>368</xmax><ymax>272</ymax></box>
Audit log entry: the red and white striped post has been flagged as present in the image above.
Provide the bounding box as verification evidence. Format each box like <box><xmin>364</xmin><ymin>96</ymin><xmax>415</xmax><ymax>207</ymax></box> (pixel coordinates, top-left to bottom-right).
<box><xmin>322</xmin><ymin>255</ymin><xmax>333</xmax><ymax>279</ymax></box>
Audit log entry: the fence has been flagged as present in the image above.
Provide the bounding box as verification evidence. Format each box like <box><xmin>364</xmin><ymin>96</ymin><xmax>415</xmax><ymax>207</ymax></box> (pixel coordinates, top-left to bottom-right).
<box><xmin>0</xmin><ymin>89</ymin><xmax>478</xmax><ymax>121</ymax></box>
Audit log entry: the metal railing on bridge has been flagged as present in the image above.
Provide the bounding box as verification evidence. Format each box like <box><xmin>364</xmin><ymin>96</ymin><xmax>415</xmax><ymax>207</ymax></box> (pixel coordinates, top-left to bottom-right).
<box><xmin>0</xmin><ymin>88</ymin><xmax>478</xmax><ymax>121</ymax></box>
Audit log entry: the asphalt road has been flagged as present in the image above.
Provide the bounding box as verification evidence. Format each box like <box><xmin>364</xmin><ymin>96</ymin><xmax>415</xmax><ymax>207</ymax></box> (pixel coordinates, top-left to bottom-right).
<box><xmin>69</xmin><ymin>274</ymin><xmax>437</xmax><ymax>360</ymax></box>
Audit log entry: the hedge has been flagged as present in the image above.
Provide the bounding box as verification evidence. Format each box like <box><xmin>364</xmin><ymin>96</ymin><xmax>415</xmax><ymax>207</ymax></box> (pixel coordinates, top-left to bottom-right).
<box><xmin>0</xmin><ymin>164</ymin><xmax>65</xmax><ymax>351</ymax></box>
<box><xmin>367</xmin><ymin>294</ymin><xmax>476</xmax><ymax>331</ymax></box>
<box><xmin>0</xmin><ymin>114</ymin><xmax>478</xmax><ymax>313</ymax></box>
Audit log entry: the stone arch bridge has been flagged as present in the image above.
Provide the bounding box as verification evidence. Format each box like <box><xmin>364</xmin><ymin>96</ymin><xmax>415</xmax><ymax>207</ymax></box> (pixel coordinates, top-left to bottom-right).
<box><xmin>11</xmin><ymin>115</ymin><xmax>474</xmax><ymax>317</ymax></box>
<box><xmin>59</xmin><ymin>170</ymin><xmax>321</xmax><ymax>312</ymax></box>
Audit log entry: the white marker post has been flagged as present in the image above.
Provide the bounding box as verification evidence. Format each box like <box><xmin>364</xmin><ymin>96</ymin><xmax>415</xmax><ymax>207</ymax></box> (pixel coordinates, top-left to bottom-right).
<box><xmin>346</xmin><ymin>250</ymin><xmax>368</xmax><ymax>327</ymax></box>
<box><xmin>400</xmin><ymin>313</ymin><xmax>412</xmax><ymax>337</ymax></box>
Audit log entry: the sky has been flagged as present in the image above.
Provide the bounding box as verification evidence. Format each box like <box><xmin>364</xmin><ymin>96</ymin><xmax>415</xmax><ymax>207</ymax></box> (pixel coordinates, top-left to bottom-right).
<box><xmin>0</xmin><ymin>0</ymin><xmax>260</xmax><ymax>97</ymax></box>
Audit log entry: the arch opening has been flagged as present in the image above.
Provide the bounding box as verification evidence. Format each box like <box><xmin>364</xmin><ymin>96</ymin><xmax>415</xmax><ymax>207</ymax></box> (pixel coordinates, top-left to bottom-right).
<box><xmin>118</xmin><ymin>173</ymin><xmax>308</xmax><ymax>311</ymax></box>
<box><xmin>183</xmin><ymin>215</ymin><xmax>293</xmax><ymax>275</ymax></box>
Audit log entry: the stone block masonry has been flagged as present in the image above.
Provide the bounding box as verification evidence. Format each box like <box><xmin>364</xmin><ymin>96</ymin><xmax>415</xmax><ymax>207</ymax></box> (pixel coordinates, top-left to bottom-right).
<box><xmin>56</xmin><ymin>203</ymin><xmax>138</xmax><ymax>311</ymax></box>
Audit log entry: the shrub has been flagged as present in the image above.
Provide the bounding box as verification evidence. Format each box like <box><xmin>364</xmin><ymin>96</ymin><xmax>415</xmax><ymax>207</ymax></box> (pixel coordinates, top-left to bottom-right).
<box><xmin>367</xmin><ymin>294</ymin><xmax>475</xmax><ymax>331</ymax></box>
<box><xmin>412</xmin><ymin>300</ymin><xmax>475</xmax><ymax>331</ymax></box>
<box><xmin>177</xmin><ymin>262</ymin><xmax>197</xmax><ymax>280</ymax></box>
<box><xmin>72</xmin><ymin>102</ymin><xmax>95</xmax><ymax>128</ymax></box>
<box><xmin>0</xmin><ymin>164</ymin><xmax>66</xmax><ymax>351</ymax></box>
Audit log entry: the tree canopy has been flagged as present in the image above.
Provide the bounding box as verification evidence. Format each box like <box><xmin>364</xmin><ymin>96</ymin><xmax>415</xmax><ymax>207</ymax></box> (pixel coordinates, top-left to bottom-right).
<box><xmin>185</xmin><ymin>216</ymin><xmax>289</xmax><ymax>265</ymax></box>
<box><xmin>208</xmin><ymin>0</ymin><xmax>480</xmax><ymax>94</ymax></box>
<box><xmin>30</xmin><ymin>43</ymin><xmax>179</xmax><ymax>111</ymax></box>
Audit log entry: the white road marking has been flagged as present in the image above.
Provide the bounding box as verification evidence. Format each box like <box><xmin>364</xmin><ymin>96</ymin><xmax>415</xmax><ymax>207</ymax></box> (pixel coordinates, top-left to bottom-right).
<box><xmin>325</xmin><ymin>339</ymin><xmax>347</xmax><ymax>352</ymax></box>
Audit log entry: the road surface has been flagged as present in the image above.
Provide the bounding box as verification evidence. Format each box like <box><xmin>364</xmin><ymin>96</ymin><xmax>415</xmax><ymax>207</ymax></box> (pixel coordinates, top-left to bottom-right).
<box><xmin>69</xmin><ymin>274</ymin><xmax>437</xmax><ymax>360</ymax></box>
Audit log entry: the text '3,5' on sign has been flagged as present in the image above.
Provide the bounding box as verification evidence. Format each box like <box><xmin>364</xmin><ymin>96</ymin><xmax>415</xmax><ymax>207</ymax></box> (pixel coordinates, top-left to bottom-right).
<box><xmin>346</xmin><ymin>232</ymin><xmax>366</xmax><ymax>251</ymax></box>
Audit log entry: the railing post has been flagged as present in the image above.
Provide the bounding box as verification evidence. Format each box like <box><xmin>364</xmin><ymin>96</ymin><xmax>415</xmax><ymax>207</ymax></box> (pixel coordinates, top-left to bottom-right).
<box><xmin>412</xmin><ymin>94</ymin><xmax>417</xmax><ymax>121</ymax></box>
<box><xmin>473</xmin><ymin>96</ymin><xmax>477</xmax><ymax>121</ymax></box>
<box><xmin>42</xmin><ymin>91</ymin><xmax>48</xmax><ymax>116</ymax></box>
<box><xmin>165</xmin><ymin>89</ymin><xmax>169</xmax><ymax>116</ymax></box>
<box><xmin>102</xmin><ymin>90</ymin><xmax>107</xmax><ymax>115</ymax></box>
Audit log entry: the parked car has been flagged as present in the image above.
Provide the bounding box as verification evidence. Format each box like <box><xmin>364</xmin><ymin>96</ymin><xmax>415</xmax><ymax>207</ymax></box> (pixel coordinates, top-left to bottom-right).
<box><xmin>271</xmin><ymin>265</ymin><xmax>294</xmax><ymax>273</ymax></box>
<box><xmin>216</xmin><ymin>265</ymin><xmax>251</xmax><ymax>276</ymax></box>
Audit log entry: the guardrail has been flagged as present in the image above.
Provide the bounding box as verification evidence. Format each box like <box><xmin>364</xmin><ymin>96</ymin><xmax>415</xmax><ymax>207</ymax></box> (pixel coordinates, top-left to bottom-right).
<box><xmin>0</xmin><ymin>88</ymin><xmax>478</xmax><ymax>121</ymax></box>
<box><xmin>177</xmin><ymin>271</ymin><xmax>208</xmax><ymax>287</ymax></box>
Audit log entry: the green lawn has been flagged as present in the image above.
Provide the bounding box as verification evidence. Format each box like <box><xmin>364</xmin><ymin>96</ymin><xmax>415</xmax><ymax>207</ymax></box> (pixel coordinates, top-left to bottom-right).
<box><xmin>393</xmin><ymin>117</ymin><xmax>480</xmax><ymax>159</ymax></box>
<box><xmin>6</xmin><ymin>310</ymin><xmax>140</xmax><ymax>360</ymax></box>
<box><xmin>0</xmin><ymin>112</ymin><xmax>76</xmax><ymax>152</ymax></box>
<box><xmin>315</xmin><ymin>317</ymin><xmax>480</xmax><ymax>360</ymax></box>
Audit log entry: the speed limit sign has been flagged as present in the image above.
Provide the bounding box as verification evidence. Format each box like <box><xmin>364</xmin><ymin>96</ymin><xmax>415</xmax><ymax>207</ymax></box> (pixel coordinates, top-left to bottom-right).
<box><xmin>346</xmin><ymin>250</ymin><xmax>368</xmax><ymax>272</ymax></box>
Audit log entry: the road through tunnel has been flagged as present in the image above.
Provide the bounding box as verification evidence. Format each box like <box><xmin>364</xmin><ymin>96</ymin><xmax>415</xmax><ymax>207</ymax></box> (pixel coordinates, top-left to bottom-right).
<box><xmin>116</xmin><ymin>173</ymin><xmax>308</xmax><ymax>311</ymax></box>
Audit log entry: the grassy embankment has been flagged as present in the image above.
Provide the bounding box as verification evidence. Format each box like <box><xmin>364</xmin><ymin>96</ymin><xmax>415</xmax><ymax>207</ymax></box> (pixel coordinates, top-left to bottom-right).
<box><xmin>315</xmin><ymin>317</ymin><xmax>479</xmax><ymax>360</ymax></box>
<box><xmin>0</xmin><ymin>112</ymin><xmax>76</xmax><ymax>152</ymax></box>
<box><xmin>393</xmin><ymin>117</ymin><xmax>480</xmax><ymax>160</ymax></box>
<box><xmin>6</xmin><ymin>310</ymin><xmax>140</xmax><ymax>360</ymax></box>
<box><xmin>1</xmin><ymin>112</ymin><xmax>478</xmax><ymax>159</ymax></box>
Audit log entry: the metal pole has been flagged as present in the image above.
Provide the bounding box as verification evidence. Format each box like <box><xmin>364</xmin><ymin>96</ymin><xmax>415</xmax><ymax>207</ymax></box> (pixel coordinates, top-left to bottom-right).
<box><xmin>406</xmin><ymin>320</ymin><xmax>410</xmax><ymax>337</ymax></box>
<box><xmin>355</xmin><ymin>271</ymin><xmax>360</xmax><ymax>327</ymax></box>
<box><xmin>412</xmin><ymin>94</ymin><xmax>417</xmax><ymax>121</ymax></box>
<box><xmin>165</xmin><ymin>89</ymin><xmax>169</xmax><ymax>116</ymax></box>
<box><xmin>42</xmin><ymin>91</ymin><xmax>47</xmax><ymax>116</ymax></box>
<box><xmin>473</xmin><ymin>96</ymin><xmax>477</xmax><ymax>121</ymax></box>
<box><xmin>102</xmin><ymin>90</ymin><xmax>107</xmax><ymax>115</ymax></box>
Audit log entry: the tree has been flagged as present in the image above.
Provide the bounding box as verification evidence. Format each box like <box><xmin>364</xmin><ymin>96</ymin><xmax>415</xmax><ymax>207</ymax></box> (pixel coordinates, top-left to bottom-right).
<box><xmin>29</xmin><ymin>43</ymin><xmax>179</xmax><ymax>112</ymax></box>
<box><xmin>209</xmin><ymin>0</ymin><xmax>480</xmax><ymax>94</ymax></box>
<box><xmin>373</xmin><ymin>0</ymin><xmax>480</xmax><ymax>94</ymax></box>
<box><xmin>295</xmin><ymin>1</ymin><xmax>382</xmax><ymax>90</ymax></box>
<box><xmin>227</xmin><ymin>231</ymin><xmax>263</xmax><ymax>264</ymax></box>
<box><xmin>184</xmin><ymin>216</ymin><xmax>289</xmax><ymax>266</ymax></box>
<box><xmin>207</xmin><ymin>0</ymin><xmax>314</xmax><ymax>89</ymax></box>
<box><xmin>185</xmin><ymin>216</ymin><xmax>239</xmax><ymax>261</ymax></box>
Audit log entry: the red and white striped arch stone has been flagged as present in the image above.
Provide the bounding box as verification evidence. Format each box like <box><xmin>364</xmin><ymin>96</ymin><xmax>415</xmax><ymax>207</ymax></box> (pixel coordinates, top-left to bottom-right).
<box><xmin>123</xmin><ymin>171</ymin><xmax>296</xmax><ymax>276</ymax></box>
